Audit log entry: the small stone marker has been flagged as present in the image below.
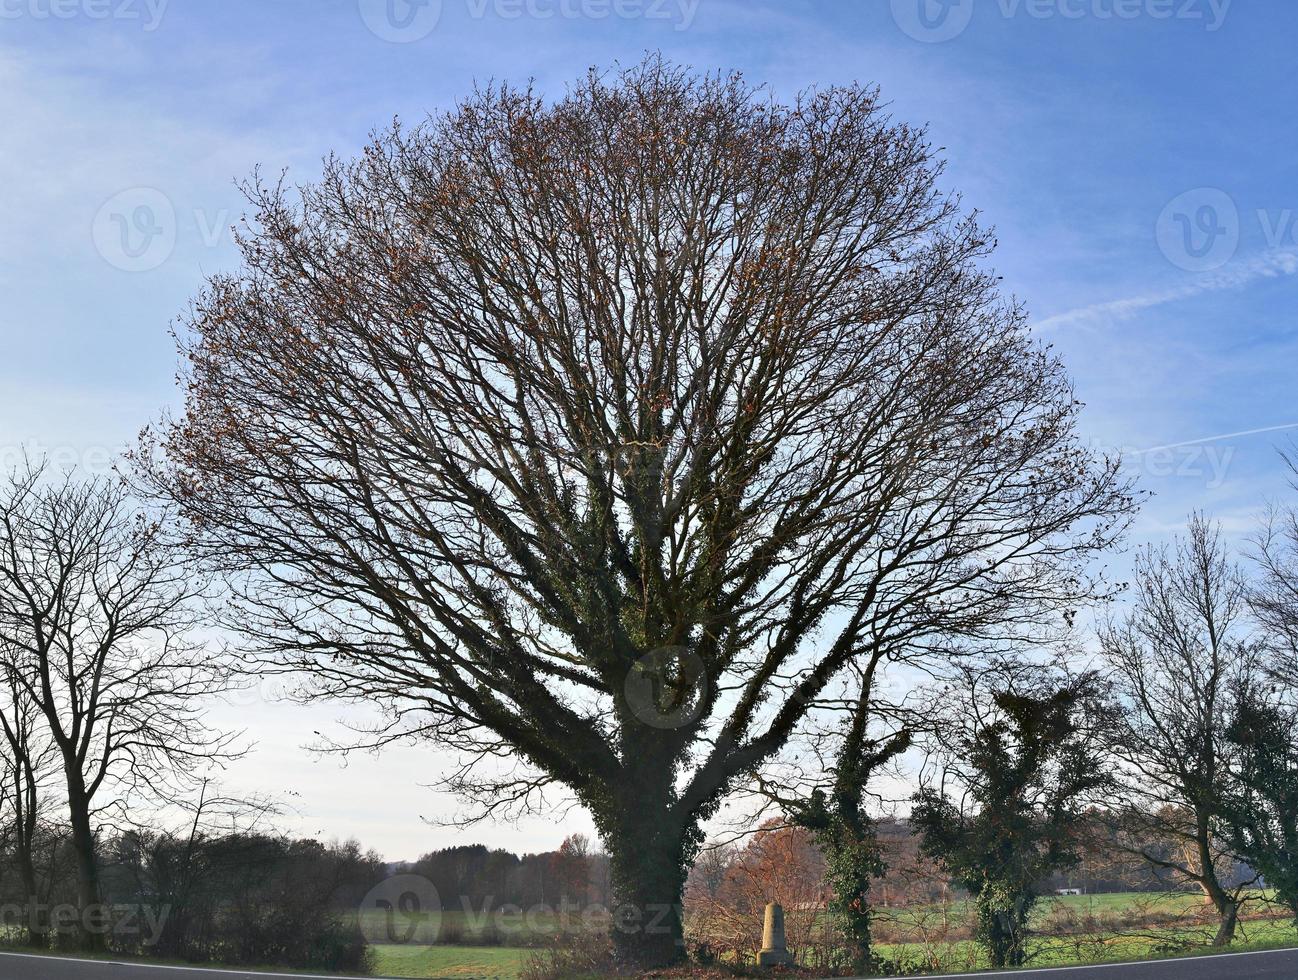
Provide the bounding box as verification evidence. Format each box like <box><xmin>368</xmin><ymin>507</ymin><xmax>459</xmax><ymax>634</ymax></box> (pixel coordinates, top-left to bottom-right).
<box><xmin>757</xmin><ymin>901</ymin><xmax>794</xmax><ymax>967</ymax></box>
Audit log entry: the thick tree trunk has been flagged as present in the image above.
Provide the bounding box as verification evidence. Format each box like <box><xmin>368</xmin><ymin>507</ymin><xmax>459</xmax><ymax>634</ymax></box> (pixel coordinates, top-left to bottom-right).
<box><xmin>603</xmin><ymin>814</ymin><xmax>689</xmax><ymax>969</ymax></box>
<box><xmin>832</xmin><ymin>855</ymin><xmax>876</xmax><ymax>971</ymax></box>
<box><xmin>594</xmin><ymin>740</ymin><xmax>693</xmax><ymax>972</ymax></box>
<box><xmin>813</xmin><ymin>824</ymin><xmax>882</xmax><ymax>972</ymax></box>
<box><xmin>65</xmin><ymin>779</ymin><xmax>106</xmax><ymax>951</ymax></box>
<box><xmin>1195</xmin><ymin>818</ymin><xmax>1238</xmax><ymax>946</ymax></box>
<box><xmin>976</xmin><ymin>892</ymin><xmax>1031</xmax><ymax>969</ymax></box>
<box><xmin>1211</xmin><ymin>898</ymin><xmax>1239</xmax><ymax>946</ymax></box>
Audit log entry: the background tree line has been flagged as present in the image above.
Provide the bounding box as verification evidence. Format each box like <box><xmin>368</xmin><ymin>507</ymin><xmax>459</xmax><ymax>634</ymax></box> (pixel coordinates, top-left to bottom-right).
<box><xmin>407</xmin><ymin>835</ymin><xmax>613</xmax><ymax>914</ymax></box>
<box><xmin>0</xmin><ymin>816</ymin><xmax>382</xmax><ymax>969</ymax></box>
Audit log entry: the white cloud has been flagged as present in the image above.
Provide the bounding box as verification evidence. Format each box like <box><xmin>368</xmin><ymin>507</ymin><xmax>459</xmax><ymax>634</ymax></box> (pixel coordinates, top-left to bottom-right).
<box><xmin>1032</xmin><ymin>249</ymin><xmax>1298</xmax><ymax>333</ymax></box>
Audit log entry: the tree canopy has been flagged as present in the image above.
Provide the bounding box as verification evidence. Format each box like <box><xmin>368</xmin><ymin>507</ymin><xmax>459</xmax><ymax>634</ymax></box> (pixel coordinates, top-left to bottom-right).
<box><xmin>138</xmin><ymin>57</ymin><xmax>1134</xmax><ymax>965</ymax></box>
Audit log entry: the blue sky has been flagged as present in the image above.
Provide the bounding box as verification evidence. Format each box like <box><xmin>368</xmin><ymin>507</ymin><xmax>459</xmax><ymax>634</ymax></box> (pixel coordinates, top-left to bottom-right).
<box><xmin>2</xmin><ymin>0</ymin><xmax>1296</xmax><ymax>857</ymax></box>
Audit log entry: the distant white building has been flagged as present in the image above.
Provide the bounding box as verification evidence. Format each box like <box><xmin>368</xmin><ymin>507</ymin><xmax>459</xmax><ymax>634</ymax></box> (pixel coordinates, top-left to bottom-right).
<box><xmin>1055</xmin><ymin>888</ymin><xmax>1084</xmax><ymax>897</ymax></box>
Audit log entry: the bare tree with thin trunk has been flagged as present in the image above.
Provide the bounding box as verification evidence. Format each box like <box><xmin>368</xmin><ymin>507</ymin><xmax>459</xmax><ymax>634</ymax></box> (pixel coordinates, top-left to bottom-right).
<box><xmin>0</xmin><ymin>460</ymin><xmax>239</xmax><ymax>950</ymax></box>
<box><xmin>1251</xmin><ymin>448</ymin><xmax>1298</xmax><ymax>688</ymax></box>
<box><xmin>758</xmin><ymin>659</ymin><xmax>911</xmax><ymax>973</ymax></box>
<box><xmin>0</xmin><ymin>660</ymin><xmax>60</xmax><ymax>946</ymax></box>
<box><xmin>135</xmin><ymin>57</ymin><xmax>1135</xmax><ymax>967</ymax></box>
<box><xmin>1100</xmin><ymin>515</ymin><xmax>1259</xmax><ymax>946</ymax></box>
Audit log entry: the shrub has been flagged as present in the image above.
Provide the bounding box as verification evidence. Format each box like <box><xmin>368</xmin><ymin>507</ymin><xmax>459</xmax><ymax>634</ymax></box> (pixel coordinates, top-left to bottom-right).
<box><xmin>520</xmin><ymin>934</ymin><xmax>619</xmax><ymax>980</ymax></box>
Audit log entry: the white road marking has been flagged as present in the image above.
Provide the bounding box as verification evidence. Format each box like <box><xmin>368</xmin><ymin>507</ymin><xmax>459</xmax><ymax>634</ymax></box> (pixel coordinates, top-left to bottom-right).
<box><xmin>865</xmin><ymin>943</ymin><xmax>1298</xmax><ymax>978</ymax></box>
<box><xmin>0</xmin><ymin>949</ymin><xmax>381</xmax><ymax>978</ymax></box>
<box><xmin>1</xmin><ymin>943</ymin><xmax>1295</xmax><ymax>979</ymax></box>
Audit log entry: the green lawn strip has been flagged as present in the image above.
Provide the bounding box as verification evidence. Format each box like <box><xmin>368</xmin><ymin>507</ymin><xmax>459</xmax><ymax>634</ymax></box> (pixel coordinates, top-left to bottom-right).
<box><xmin>875</xmin><ymin>917</ymin><xmax>1298</xmax><ymax>974</ymax></box>
<box><xmin>870</xmin><ymin>890</ymin><xmax>1272</xmax><ymax>934</ymax></box>
<box><xmin>0</xmin><ymin>943</ymin><xmax>527</xmax><ymax>980</ymax></box>
<box><xmin>5</xmin><ymin>894</ymin><xmax>1293</xmax><ymax>980</ymax></box>
<box><xmin>868</xmin><ymin>890</ymin><xmax>1286</xmax><ymax>952</ymax></box>
<box><xmin>371</xmin><ymin>944</ymin><xmax>527</xmax><ymax>980</ymax></box>
<box><xmin>366</xmin><ymin>891</ymin><xmax>1282</xmax><ymax>950</ymax></box>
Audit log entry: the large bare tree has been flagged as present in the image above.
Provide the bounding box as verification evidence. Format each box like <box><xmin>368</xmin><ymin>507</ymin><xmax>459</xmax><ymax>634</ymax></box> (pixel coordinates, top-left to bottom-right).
<box><xmin>138</xmin><ymin>58</ymin><xmax>1134</xmax><ymax>965</ymax></box>
<box><xmin>0</xmin><ymin>461</ymin><xmax>237</xmax><ymax>949</ymax></box>
<box><xmin>1100</xmin><ymin>516</ymin><xmax>1260</xmax><ymax>946</ymax></box>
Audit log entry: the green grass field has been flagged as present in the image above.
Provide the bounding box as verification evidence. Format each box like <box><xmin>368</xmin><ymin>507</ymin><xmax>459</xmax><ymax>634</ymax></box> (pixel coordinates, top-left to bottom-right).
<box><xmin>875</xmin><ymin>918</ymin><xmax>1298</xmax><ymax>974</ymax></box>
<box><xmin>12</xmin><ymin>891</ymin><xmax>1287</xmax><ymax>979</ymax></box>
<box><xmin>371</xmin><ymin>943</ymin><xmax>528</xmax><ymax>979</ymax></box>
<box><xmin>359</xmin><ymin>890</ymin><xmax>1298</xmax><ymax>978</ymax></box>
<box><xmin>871</xmin><ymin>888</ymin><xmax>1254</xmax><ymax>930</ymax></box>
<box><xmin>861</xmin><ymin>890</ymin><xmax>1297</xmax><ymax>975</ymax></box>
<box><xmin>365</xmin><ymin>925</ymin><xmax>1298</xmax><ymax>980</ymax></box>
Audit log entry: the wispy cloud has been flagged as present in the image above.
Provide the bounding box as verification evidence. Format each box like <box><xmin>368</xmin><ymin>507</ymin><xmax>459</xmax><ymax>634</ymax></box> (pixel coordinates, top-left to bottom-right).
<box><xmin>1128</xmin><ymin>422</ymin><xmax>1298</xmax><ymax>456</ymax></box>
<box><xmin>1032</xmin><ymin>249</ymin><xmax>1298</xmax><ymax>333</ymax></box>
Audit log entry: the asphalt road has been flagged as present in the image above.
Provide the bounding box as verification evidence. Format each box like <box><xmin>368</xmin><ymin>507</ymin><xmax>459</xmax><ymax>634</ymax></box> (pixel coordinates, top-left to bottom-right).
<box><xmin>2</xmin><ymin>948</ymin><xmax>1298</xmax><ymax>979</ymax></box>
<box><xmin>0</xmin><ymin>952</ymin><xmax>355</xmax><ymax>979</ymax></box>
